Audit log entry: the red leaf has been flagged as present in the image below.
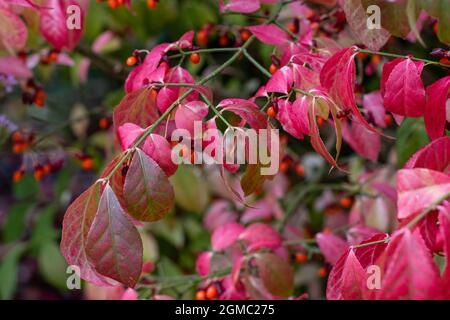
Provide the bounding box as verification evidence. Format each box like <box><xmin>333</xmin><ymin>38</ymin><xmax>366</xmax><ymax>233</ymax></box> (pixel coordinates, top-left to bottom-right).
<box><xmin>211</xmin><ymin>222</ymin><xmax>244</xmax><ymax>251</ymax></box>
<box><xmin>320</xmin><ymin>47</ymin><xmax>379</xmax><ymax>135</ymax></box>
<box><xmin>60</xmin><ymin>183</ymin><xmax>114</xmax><ymax>286</ymax></box>
<box><xmin>113</xmin><ymin>88</ymin><xmax>160</xmax><ymax>131</ymax></box>
<box><xmin>0</xmin><ymin>7</ymin><xmax>27</xmax><ymax>51</ymax></box>
<box><xmin>86</xmin><ymin>184</ymin><xmax>143</xmax><ymax>288</ymax></box>
<box><xmin>175</xmin><ymin>100</ymin><xmax>209</xmax><ymax>135</ymax></box>
<box><xmin>397</xmin><ymin>168</ymin><xmax>450</xmax><ymax>220</ymax></box>
<box><xmin>383</xmin><ymin>58</ymin><xmax>426</xmax><ymax>117</ymax></box>
<box><xmin>248</xmin><ymin>24</ymin><xmax>290</xmax><ymax>46</ymax></box>
<box><xmin>39</xmin><ymin>0</ymin><xmax>86</xmax><ymax>51</ymax></box>
<box><xmin>404</xmin><ymin>136</ymin><xmax>450</xmax><ymax>174</ymax></box>
<box><xmin>218</xmin><ymin>98</ymin><xmax>267</xmax><ymax>130</ymax></box>
<box><xmin>424</xmin><ymin>76</ymin><xmax>450</xmax><ymax>140</ymax></box>
<box><xmin>438</xmin><ymin>202</ymin><xmax>450</xmax><ymax>297</ymax></box>
<box><xmin>253</xmin><ymin>253</ymin><xmax>294</xmax><ymax>298</ymax></box>
<box><xmin>326</xmin><ymin>233</ymin><xmax>388</xmax><ymax>300</ymax></box>
<box><xmin>379</xmin><ymin>229</ymin><xmax>442</xmax><ymax>299</ymax></box>
<box><xmin>340</xmin><ymin>250</ymin><xmax>365</xmax><ymax>300</ymax></box>
<box><xmin>316</xmin><ymin>232</ymin><xmax>348</xmax><ymax>266</ymax></box>
<box><xmin>342</xmin><ymin>120</ymin><xmax>381</xmax><ymax>162</ymax></box>
<box><xmin>123</xmin><ymin>149</ymin><xmax>174</xmax><ymax>222</ymax></box>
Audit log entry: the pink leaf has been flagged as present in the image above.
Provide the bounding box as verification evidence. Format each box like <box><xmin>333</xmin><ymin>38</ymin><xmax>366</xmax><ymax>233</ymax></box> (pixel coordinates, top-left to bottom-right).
<box><xmin>379</xmin><ymin>229</ymin><xmax>442</xmax><ymax>299</ymax></box>
<box><xmin>438</xmin><ymin>202</ymin><xmax>450</xmax><ymax>297</ymax></box>
<box><xmin>39</xmin><ymin>0</ymin><xmax>86</xmax><ymax>51</ymax></box>
<box><xmin>404</xmin><ymin>136</ymin><xmax>450</xmax><ymax>174</ymax></box>
<box><xmin>211</xmin><ymin>222</ymin><xmax>245</xmax><ymax>251</ymax></box>
<box><xmin>340</xmin><ymin>250</ymin><xmax>365</xmax><ymax>300</ymax></box>
<box><xmin>397</xmin><ymin>168</ymin><xmax>450</xmax><ymax>220</ymax></box>
<box><xmin>424</xmin><ymin>76</ymin><xmax>450</xmax><ymax>140</ymax></box>
<box><xmin>342</xmin><ymin>120</ymin><xmax>381</xmax><ymax>162</ymax></box>
<box><xmin>383</xmin><ymin>58</ymin><xmax>426</xmax><ymax>117</ymax></box>
<box><xmin>0</xmin><ymin>56</ymin><xmax>31</xmax><ymax>79</ymax></box>
<box><xmin>316</xmin><ymin>232</ymin><xmax>349</xmax><ymax>265</ymax></box>
<box><xmin>248</xmin><ymin>24</ymin><xmax>290</xmax><ymax>46</ymax></box>
<box><xmin>0</xmin><ymin>7</ymin><xmax>27</xmax><ymax>51</ymax></box>
<box><xmin>220</xmin><ymin>0</ymin><xmax>260</xmax><ymax>13</ymax></box>
<box><xmin>218</xmin><ymin>98</ymin><xmax>267</xmax><ymax>129</ymax></box>
<box><xmin>239</xmin><ymin>223</ymin><xmax>282</xmax><ymax>251</ymax></box>
<box><xmin>265</xmin><ymin>66</ymin><xmax>293</xmax><ymax>94</ymax></box>
<box><xmin>196</xmin><ymin>252</ymin><xmax>212</xmax><ymax>276</ymax></box>
<box><xmin>86</xmin><ymin>184</ymin><xmax>143</xmax><ymax>288</ymax></box>
<box><xmin>363</xmin><ymin>91</ymin><xmax>386</xmax><ymax>128</ymax></box>
<box><xmin>175</xmin><ymin>101</ymin><xmax>209</xmax><ymax>135</ymax></box>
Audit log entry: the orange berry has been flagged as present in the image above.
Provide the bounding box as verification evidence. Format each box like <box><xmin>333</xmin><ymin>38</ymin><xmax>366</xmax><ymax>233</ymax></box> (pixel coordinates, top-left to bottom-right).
<box><xmin>34</xmin><ymin>167</ymin><xmax>45</xmax><ymax>181</ymax></box>
<box><xmin>147</xmin><ymin>0</ymin><xmax>157</xmax><ymax>9</ymax></box>
<box><xmin>126</xmin><ymin>56</ymin><xmax>138</xmax><ymax>66</ymax></box>
<box><xmin>318</xmin><ymin>267</ymin><xmax>328</xmax><ymax>278</ymax></box>
<box><xmin>48</xmin><ymin>50</ymin><xmax>59</xmax><ymax>62</ymax></box>
<box><xmin>384</xmin><ymin>114</ymin><xmax>393</xmax><ymax>127</ymax></box>
<box><xmin>205</xmin><ymin>285</ymin><xmax>218</xmax><ymax>300</ymax></box>
<box><xmin>108</xmin><ymin>0</ymin><xmax>119</xmax><ymax>9</ymax></box>
<box><xmin>269</xmin><ymin>63</ymin><xmax>278</xmax><ymax>74</ymax></box>
<box><xmin>189</xmin><ymin>53</ymin><xmax>201</xmax><ymax>64</ymax></box>
<box><xmin>12</xmin><ymin>170</ymin><xmax>24</xmax><ymax>183</ymax></box>
<box><xmin>267</xmin><ymin>106</ymin><xmax>277</xmax><ymax>118</ymax></box>
<box><xmin>179</xmin><ymin>144</ymin><xmax>189</xmax><ymax>158</ymax></box>
<box><xmin>82</xmin><ymin>158</ymin><xmax>94</xmax><ymax>171</ymax></box>
<box><xmin>295</xmin><ymin>252</ymin><xmax>308</xmax><ymax>263</ymax></box>
<box><xmin>310</xmin><ymin>22</ymin><xmax>320</xmax><ymax>30</ymax></box>
<box><xmin>196</xmin><ymin>290</ymin><xmax>206</xmax><ymax>300</ymax></box>
<box><xmin>339</xmin><ymin>197</ymin><xmax>352</xmax><ymax>208</ymax></box>
<box><xmin>240</xmin><ymin>30</ymin><xmax>251</xmax><ymax>42</ymax></box>
<box><xmin>433</xmin><ymin>22</ymin><xmax>439</xmax><ymax>35</ymax></box>
<box><xmin>295</xmin><ymin>163</ymin><xmax>304</xmax><ymax>176</ymax></box>
<box><xmin>371</xmin><ymin>54</ymin><xmax>382</xmax><ymax>65</ymax></box>
<box><xmin>12</xmin><ymin>142</ymin><xmax>26</xmax><ymax>154</ymax></box>
<box><xmin>150</xmin><ymin>88</ymin><xmax>159</xmax><ymax>100</ymax></box>
<box><xmin>279</xmin><ymin>161</ymin><xmax>289</xmax><ymax>173</ymax></box>
<box><xmin>99</xmin><ymin>117</ymin><xmax>110</xmax><ymax>130</ymax></box>
<box><xmin>197</xmin><ymin>30</ymin><xmax>208</xmax><ymax>46</ymax></box>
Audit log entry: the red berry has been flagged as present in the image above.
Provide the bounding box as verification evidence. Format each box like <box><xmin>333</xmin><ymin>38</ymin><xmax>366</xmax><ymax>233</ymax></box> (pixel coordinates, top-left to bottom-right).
<box><xmin>189</xmin><ymin>53</ymin><xmax>201</xmax><ymax>64</ymax></box>
<box><xmin>295</xmin><ymin>252</ymin><xmax>308</xmax><ymax>263</ymax></box>
<box><xmin>82</xmin><ymin>158</ymin><xmax>94</xmax><ymax>171</ymax></box>
<box><xmin>197</xmin><ymin>30</ymin><xmax>208</xmax><ymax>46</ymax></box>
<box><xmin>240</xmin><ymin>30</ymin><xmax>251</xmax><ymax>42</ymax></box>
<box><xmin>318</xmin><ymin>267</ymin><xmax>328</xmax><ymax>278</ymax></box>
<box><xmin>339</xmin><ymin>197</ymin><xmax>352</xmax><ymax>208</ymax></box>
<box><xmin>384</xmin><ymin>114</ymin><xmax>393</xmax><ymax>127</ymax></box>
<box><xmin>206</xmin><ymin>285</ymin><xmax>218</xmax><ymax>300</ymax></box>
<box><xmin>295</xmin><ymin>163</ymin><xmax>304</xmax><ymax>176</ymax></box>
<box><xmin>13</xmin><ymin>170</ymin><xmax>24</xmax><ymax>183</ymax></box>
<box><xmin>147</xmin><ymin>0</ymin><xmax>157</xmax><ymax>9</ymax></box>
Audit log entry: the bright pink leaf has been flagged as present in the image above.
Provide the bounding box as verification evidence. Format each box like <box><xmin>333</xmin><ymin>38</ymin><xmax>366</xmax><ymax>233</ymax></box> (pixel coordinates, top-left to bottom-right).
<box><xmin>265</xmin><ymin>66</ymin><xmax>293</xmax><ymax>94</ymax></box>
<box><xmin>404</xmin><ymin>136</ymin><xmax>450</xmax><ymax>174</ymax></box>
<box><xmin>211</xmin><ymin>222</ymin><xmax>245</xmax><ymax>251</ymax></box>
<box><xmin>0</xmin><ymin>7</ymin><xmax>27</xmax><ymax>51</ymax></box>
<box><xmin>397</xmin><ymin>168</ymin><xmax>450</xmax><ymax>220</ymax></box>
<box><xmin>175</xmin><ymin>101</ymin><xmax>209</xmax><ymax>135</ymax></box>
<box><xmin>247</xmin><ymin>24</ymin><xmax>290</xmax><ymax>46</ymax></box>
<box><xmin>424</xmin><ymin>76</ymin><xmax>450</xmax><ymax>140</ymax></box>
<box><xmin>220</xmin><ymin>0</ymin><xmax>260</xmax><ymax>13</ymax></box>
<box><xmin>438</xmin><ymin>202</ymin><xmax>450</xmax><ymax>297</ymax></box>
<box><xmin>239</xmin><ymin>223</ymin><xmax>282</xmax><ymax>251</ymax></box>
<box><xmin>383</xmin><ymin>58</ymin><xmax>426</xmax><ymax>117</ymax></box>
<box><xmin>316</xmin><ymin>232</ymin><xmax>349</xmax><ymax>265</ymax></box>
<box><xmin>342</xmin><ymin>120</ymin><xmax>381</xmax><ymax>161</ymax></box>
<box><xmin>0</xmin><ymin>56</ymin><xmax>31</xmax><ymax>79</ymax></box>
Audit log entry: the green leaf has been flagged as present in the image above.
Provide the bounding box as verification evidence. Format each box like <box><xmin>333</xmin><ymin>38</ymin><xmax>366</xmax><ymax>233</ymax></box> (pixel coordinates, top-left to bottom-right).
<box><xmin>38</xmin><ymin>242</ymin><xmax>68</xmax><ymax>290</ymax></box>
<box><xmin>396</xmin><ymin>118</ymin><xmax>429</xmax><ymax>167</ymax></box>
<box><xmin>12</xmin><ymin>174</ymin><xmax>39</xmax><ymax>200</ymax></box>
<box><xmin>0</xmin><ymin>244</ymin><xmax>26</xmax><ymax>299</ymax></box>
<box><xmin>30</xmin><ymin>205</ymin><xmax>59</xmax><ymax>252</ymax></box>
<box><xmin>2</xmin><ymin>203</ymin><xmax>31</xmax><ymax>243</ymax></box>
<box><xmin>170</xmin><ymin>165</ymin><xmax>209</xmax><ymax>213</ymax></box>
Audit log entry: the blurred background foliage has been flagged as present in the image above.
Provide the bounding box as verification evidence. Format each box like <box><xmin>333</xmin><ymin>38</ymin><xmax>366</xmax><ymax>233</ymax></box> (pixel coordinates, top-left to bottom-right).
<box><xmin>0</xmin><ymin>0</ymin><xmax>447</xmax><ymax>299</ymax></box>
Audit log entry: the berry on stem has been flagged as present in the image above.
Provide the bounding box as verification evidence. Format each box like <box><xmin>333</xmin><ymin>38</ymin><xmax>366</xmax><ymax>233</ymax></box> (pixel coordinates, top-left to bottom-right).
<box><xmin>196</xmin><ymin>290</ymin><xmax>206</xmax><ymax>300</ymax></box>
<box><xmin>126</xmin><ymin>56</ymin><xmax>138</xmax><ymax>66</ymax></box>
<box><xmin>189</xmin><ymin>53</ymin><xmax>201</xmax><ymax>64</ymax></box>
<box><xmin>269</xmin><ymin>63</ymin><xmax>278</xmax><ymax>74</ymax></box>
<box><xmin>295</xmin><ymin>252</ymin><xmax>308</xmax><ymax>263</ymax></box>
<box><xmin>267</xmin><ymin>106</ymin><xmax>277</xmax><ymax>118</ymax></box>
<box><xmin>206</xmin><ymin>285</ymin><xmax>218</xmax><ymax>300</ymax></box>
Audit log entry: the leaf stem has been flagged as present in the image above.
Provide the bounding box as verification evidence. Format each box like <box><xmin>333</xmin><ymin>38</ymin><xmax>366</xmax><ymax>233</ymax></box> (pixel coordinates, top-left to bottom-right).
<box><xmin>355</xmin><ymin>48</ymin><xmax>450</xmax><ymax>68</ymax></box>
